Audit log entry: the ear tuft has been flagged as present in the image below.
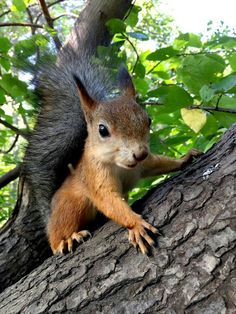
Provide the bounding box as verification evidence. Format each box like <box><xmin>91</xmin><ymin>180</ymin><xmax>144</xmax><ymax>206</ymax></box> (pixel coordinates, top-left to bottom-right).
<box><xmin>117</xmin><ymin>64</ymin><xmax>136</xmax><ymax>98</ymax></box>
<box><xmin>73</xmin><ymin>74</ymin><xmax>95</xmax><ymax>110</ymax></box>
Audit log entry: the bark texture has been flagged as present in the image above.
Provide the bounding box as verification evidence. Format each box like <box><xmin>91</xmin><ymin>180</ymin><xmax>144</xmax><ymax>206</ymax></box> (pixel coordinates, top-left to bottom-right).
<box><xmin>0</xmin><ymin>0</ymin><xmax>132</xmax><ymax>293</ymax></box>
<box><xmin>1</xmin><ymin>125</ymin><xmax>235</xmax><ymax>313</ymax></box>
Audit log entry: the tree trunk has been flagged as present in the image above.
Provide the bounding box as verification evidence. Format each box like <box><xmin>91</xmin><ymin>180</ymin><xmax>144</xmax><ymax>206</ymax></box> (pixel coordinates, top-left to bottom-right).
<box><xmin>0</xmin><ymin>124</ymin><xmax>235</xmax><ymax>313</ymax></box>
<box><xmin>0</xmin><ymin>0</ymin><xmax>132</xmax><ymax>293</ymax></box>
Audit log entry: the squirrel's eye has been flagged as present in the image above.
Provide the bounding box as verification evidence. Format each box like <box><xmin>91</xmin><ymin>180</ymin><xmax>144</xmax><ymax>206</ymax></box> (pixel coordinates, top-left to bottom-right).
<box><xmin>99</xmin><ymin>124</ymin><xmax>110</xmax><ymax>137</ymax></box>
<box><xmin>148</xmin><ymin>117</ymin><xmax>152</xmax><ymax>127</ymax></box>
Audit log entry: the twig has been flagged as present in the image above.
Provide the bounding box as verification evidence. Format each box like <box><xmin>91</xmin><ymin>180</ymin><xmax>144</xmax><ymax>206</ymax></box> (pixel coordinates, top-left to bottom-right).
<box><xmin>0</xmin><ymin>22</ymin><xmax>43</xmax><ymax>28</ymax></box>
<box><xmin>147</xmin><ymin>60</ymin><xmax>162</xmax><ymax>75</ymax></box>
<box><xmin>123</xmin><ymin>0</ymin><xmax>136</xmax><ymax>21</ymax></box>
<box><xmin>26</xmin><ymin>7</ymin><xmax>41</xmax><ymax>62</ymax></box>
<box><xmin>52</xmin><ymin>13</ymin><xmax>78</xmax><ymax>21</ymax></box>
<box><xmin>189</xmin><ymin>105</ymin><xmax>236</xmax><ymax>114</ymax></box>
<box><xmin>38</xmin><ymin>0</ymin><xmax>62</xmax><ymax>50</ymax></box>
<box><xmin>0</xmin><ymin>118</ymin><xmax>28</xmax><ymax>139</ymax></box>
<box><xmin>21</xmin><ymin>114</ymin><xmax>30</xmax><ymax>132</ymax></box>
<box><xmin>35</xmin><ymin>0</ymin><xmax>66</xmax><ymax>24</ymax></box>
<box><xmin>26</xmin><ymin>7</ymin><xmax>36</xmax><ymax>34</ymax></box>
<box><xmin>0</xmin><ymin>134</ymin><xmax>19</xmax><ymax>154</ymax></box>
<box><xmin>0</xmin><ymin>165</ymin><xmax>21</xmax><ymax>189</ymax></box>
<box><xmin>0</xmin><ymin>9</ymin><xmax>11</xmax><ymax>19</ymax></box>
<box><xmin>216</xmin><ymin>94</ymin><xmax>223</xmax><ymax>110</ymax></box>
<box><xmin>122</xmin><ymin>33</ymin><xmax>139</xmax><ymax>74</ymax></box>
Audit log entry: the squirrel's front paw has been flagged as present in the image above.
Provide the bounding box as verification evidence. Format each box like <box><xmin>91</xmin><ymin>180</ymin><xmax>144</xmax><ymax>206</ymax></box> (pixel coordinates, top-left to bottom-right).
<box><xmin>181</xmin><ymin>148</ymin><xmax>202</xmax><ymax>167</ymax></box>
<box><xmin>128</xmin><ymin>217</ymin><xmax>158</xmax><ymax>254</ymax></box>
<box><xmin>52</xmin><ymin>230</ymin><xmax>91</xmax><ymax>254</ymax></box>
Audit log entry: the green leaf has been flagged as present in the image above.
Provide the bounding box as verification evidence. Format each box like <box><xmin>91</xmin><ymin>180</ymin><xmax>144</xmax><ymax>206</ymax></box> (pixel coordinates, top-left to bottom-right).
<box><xmin>134</xmin><ymin>62</ymin><xmax>145</xmax><ymax>78</ymax></box>
<box><xmin>206</xmin><ymin>36</ymin><xmax>236</xmax><ymax>49</ymax></box>
<box><xmin>11</xmin><ymin>0</ymin><xmax>26</xmax><ymax>11</ymax></box>
<box><xmin>15</xmin><ymin>38</ymin><xmax>37</xmax><ymax>58</ymax></box>
<box><xmin>200</xmin><ymin>85</ymin><xmax>215</xmax><ymax>102</ymax></box>
<box><xmin>174</xmin><ymin>33</ymin><xmax>202</xmax><ymax>49</ymax></box>
<box><xmin>146</xmin><ymin>46</ymin><xmax>178</xmax><ymax>61</ymax></box>
<box><xmin>187</xmin><ymin>33</ymin><xmax>202</xmax><ymax>48</ymax></box>
<box><xmin>177</xmin><ymin>54</ymin><xmax>226</xmax><ymax>95</ymax></box>
<box><xmin>155</xmin><ymin>71</ymin><xmax>170</xmax><ymax>80</ymax></box>
<box><xmin>45</xmin><ymin>26</ymin><xmax>58</xmax><ymax>37</ymax></box>
<box><xmin>181</xmin><ymin>108</ymin><xmax>207</xmax><ymax>133</ymax></box>
<box><xmin>127</xmin><ymin>32</ymin><xmax>148</xmax><ymax>41</ymax></box>
<box><xmin>148</xmin><ymin>86</ymin><xmax>193</xmax><ymax>113</ymax></box>
<box><xmin>213</xmin><ymin>112</ymin><xmax>236</xmax><ymax>128</ymax></box>
<box><xmin>165</xmin><ymin>135</ymin><xmax>191</xmax><ymax>146</ymax></box>
<box><xmin>0</xmin><ymin>74</ymin><xmax>27</xmax><ymax>98</ymax></box>
<box><xmin>0</xmin><ymin>58</ymin><xmax>11</xmax><ymax>71</ymax></box>
<box><xmin>228</xmin><ymin>53</ymin><xmax>236</xmax><ymax>71</ymax></box>
<box><xmin>212</xmin><ymin>74</ymin><xmax>236</xmax><ymax>93</ymax></box>
<box><xmin>34</xmin><ymin>34</ymin><xmax>49</xmax><ymax>48</ymax></box>
<box><xmin>0</xmin><ymin>89</ymin><xmax>6</xmax><ymax>104</ymax></box>
<box><xmin>125</xmin><ymin>5</ymin><xmax>141</xmax><ymax>27</ymax></box>
<box><xmin>133</xmin><ymin>78</ymin><xmax>149</xmax><ymax>96</ymax></box>
<box><xmin>0</xmin><ymin>37</ymin><xmax>12</xmax><ymax>53</ymax></box>
<box><xmin>106</xmin><ymin>18</ymin><xmax>126</xmax><ymax>34</ymax></box>
<box><xmin>218</xmin><ymin>95</ymin><xmax>236</xmax><ymax>109</ymax></box>
<box><xmin>200</xmin><ymin>114</ymin><xmax>218</xmax><ymax>137</ymax></box>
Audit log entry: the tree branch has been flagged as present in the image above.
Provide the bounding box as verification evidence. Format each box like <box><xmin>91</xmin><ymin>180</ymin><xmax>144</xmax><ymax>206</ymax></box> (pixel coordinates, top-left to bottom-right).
<box><xmin>38</xmin><ymin>0</ymin><xmax>62</xmax><ymax>50</ymax></box>
<box><xmin>147</xmin><ymin>60</ymin><xmax>162</xmax><ymax>74</ymax></box>
<box><xmin>122</xmin><ymin>33</ymin><xmax>139</xmax><ymax>73</ymax></box>
<box><xmin>0</xmin><ymin>22</ymin><xmax>43</xmax><ymax>28</ymax></box>
<box><xmin>0</xmin><ymin>118</ymin><xmax>28</xmax><ymax>139</ymax></box>
<box><xmin>52</xmin><ymin>13</ymin><xmax>78</xmax><ymax>22</ymax></box>
<box><xmin>0</xmin><ymin>9</ymin><xmax>11</xmax><ymax>19</ymax></box>
<box><xmin>0</xmin><ymin>134</ymin><xmax>19</xmax><ymax>154</ymax></box>
<box><xmin>189</xmin><ymin>105</ymin><xmax>236</xmax><ymax>114</ymax></box>
<box><xmin>0</xmin><ymin>165</ymin><xmax>21</xmax><ymax>189</ymax></box>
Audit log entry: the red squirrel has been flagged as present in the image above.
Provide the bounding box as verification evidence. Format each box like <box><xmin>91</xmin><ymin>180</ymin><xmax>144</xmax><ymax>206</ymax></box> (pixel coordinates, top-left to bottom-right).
<box><xmin>47</xmin><ymin>67</ymin><xmax>199</xmax><ymax>254</ymax></box>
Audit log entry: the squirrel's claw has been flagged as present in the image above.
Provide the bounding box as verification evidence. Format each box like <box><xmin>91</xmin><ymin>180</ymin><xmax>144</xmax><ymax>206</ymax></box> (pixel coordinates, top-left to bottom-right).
<box><xmin>128</xmin><ymin>218</ymin><xmax>158</xmax><ymax>254</ymax></box>
<box><xmin>52</xmin><ymin>230</ymin><xmax>91</xmax><ymax>254</ymax></box>
<box><xmin>71</xmin><ymin>230</ymin><xmax>91</xmax><ymax>243</ymax></box>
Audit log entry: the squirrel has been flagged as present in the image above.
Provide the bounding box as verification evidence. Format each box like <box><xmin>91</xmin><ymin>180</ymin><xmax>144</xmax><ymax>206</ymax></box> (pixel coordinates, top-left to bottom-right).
<box><xmin>23</xmin><ymin>33</ymin><xmax>199</xmax><ymax>253</ymax></box>
<box><xmin>47</xmin><ymin>66</ymin><xmax>200</xmax><ymax>255</ymax></box>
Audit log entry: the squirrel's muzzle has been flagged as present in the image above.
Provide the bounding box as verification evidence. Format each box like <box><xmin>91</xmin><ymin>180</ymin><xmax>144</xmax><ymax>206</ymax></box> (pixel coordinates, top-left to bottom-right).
<box><xmin>133</xmin><ymin>149</ymin><xmax>148</xmax><ymax>162</ymax></box>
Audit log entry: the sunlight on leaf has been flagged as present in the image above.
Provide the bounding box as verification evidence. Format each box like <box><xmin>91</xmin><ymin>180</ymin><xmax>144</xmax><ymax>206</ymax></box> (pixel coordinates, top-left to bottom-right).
<box><xmin>181</xmin><ymin>108</ymin><xmax>207</xmax><ymax>133</ymax></box>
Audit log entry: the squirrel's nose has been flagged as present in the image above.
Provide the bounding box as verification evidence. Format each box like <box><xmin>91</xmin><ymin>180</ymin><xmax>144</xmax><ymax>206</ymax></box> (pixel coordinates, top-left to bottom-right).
<box><xmin>133</xmin><ymin>150</ymin><xmax>148</xmax><ymax>162</ymax></box>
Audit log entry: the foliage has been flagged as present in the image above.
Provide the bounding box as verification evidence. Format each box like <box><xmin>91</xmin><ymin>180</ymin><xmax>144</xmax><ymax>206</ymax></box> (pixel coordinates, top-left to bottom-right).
<box><xmin>1</xmin><ymin>0</ymin><xmax>236</xmax><ymax>223</ymax></box>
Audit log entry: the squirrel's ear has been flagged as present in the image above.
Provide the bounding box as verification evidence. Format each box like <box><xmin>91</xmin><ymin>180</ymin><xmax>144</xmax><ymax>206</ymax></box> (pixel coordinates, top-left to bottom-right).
<box><xmin>73</xmin><ymin>74</ymin><xmax>95</xmax><ymax>111</ymax></box>
<box><xmin>118</xmin><ymin>65</ymin><xmax>136</xmax><ymax>98</ymax></box>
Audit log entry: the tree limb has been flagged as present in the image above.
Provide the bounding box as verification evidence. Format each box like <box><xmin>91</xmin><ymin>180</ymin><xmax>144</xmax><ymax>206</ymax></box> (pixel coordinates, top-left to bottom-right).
<box><xmin>0</xmin><ymin>22</ymin><xmax>43</xmax><ymax>28</ymax></box>
<box><xmin>0</xmin><ymin>118</ymin><xmax>28</xmax><ymax>139</ymax></box>
<box><xmin>0</xmin><ymin>125</ymin><xmax>235</xmax><ymax>313</ymax></box>
<box><xmin>189</xmin><ymin>105</ymin><xmax>236</xmax><ymax>114</ymax></box>
<box><xmin>38</xmin><ymin>0</ymin><xmax>62</xmax><ymax>50</ymax></box>
<box><xmin>52</xmin><ymin>13</ymin><xmax>78</xmax><ymax>22</ymax></box>
<box><xmin>122</xmin><ymin>33</ymin><xmax>139</xmax><ymax>74</ymax></box>
<box><xmin>0</xmin><ymin>134</ymin><xmax>19</xmax><ymax>154</ymax></box>
<box><xmin>0</xmin><ymin>165</ymin><xmax>21</xmax><ymax>189</ymax></box>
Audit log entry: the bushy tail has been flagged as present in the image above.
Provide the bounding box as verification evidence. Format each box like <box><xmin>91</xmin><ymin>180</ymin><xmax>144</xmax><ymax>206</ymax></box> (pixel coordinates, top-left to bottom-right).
<box><xmin>23</xmin><ymin>28</ymin><xmax>117</xmax><ymax>219</ymax></box>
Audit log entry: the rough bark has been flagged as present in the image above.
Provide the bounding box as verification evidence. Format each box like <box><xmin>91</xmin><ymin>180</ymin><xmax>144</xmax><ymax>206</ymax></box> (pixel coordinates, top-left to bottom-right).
<box><xmin>0</xmin><ymin>0</ymin><xmax>132</xmax><ymax>293</ymax></box>
<box><xmin>1</xmin><ymin>125</ymin><xmax>235</xmax><ymax>313</ymax></box>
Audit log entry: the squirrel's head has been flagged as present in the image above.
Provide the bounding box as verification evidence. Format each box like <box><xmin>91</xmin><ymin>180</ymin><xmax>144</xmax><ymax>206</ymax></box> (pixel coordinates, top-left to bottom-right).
<box><xmin>74</xmin><ymin>67</ymin><xmax>151</xmax><ymax>169</ymax></box>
